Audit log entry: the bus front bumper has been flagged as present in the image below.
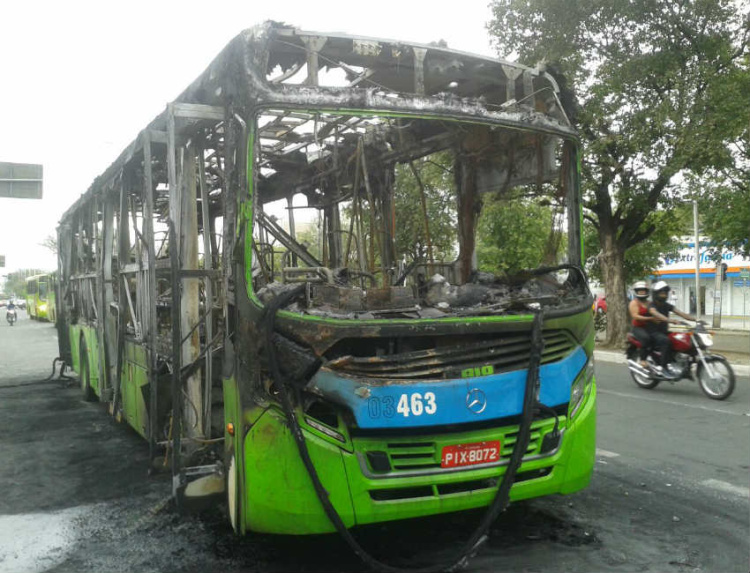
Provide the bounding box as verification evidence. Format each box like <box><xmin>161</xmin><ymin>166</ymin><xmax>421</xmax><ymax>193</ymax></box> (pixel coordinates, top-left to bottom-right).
<box><xmin>240</xmin><ymin>383</ymin><xmax>596</xmax><ymax>534</ymax></box>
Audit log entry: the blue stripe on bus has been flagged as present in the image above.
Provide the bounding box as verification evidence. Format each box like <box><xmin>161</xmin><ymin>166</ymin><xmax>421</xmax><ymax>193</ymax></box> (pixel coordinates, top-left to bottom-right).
<box><xmin>308</xmin><ymin>346</ymin><xmax>588</xmax><ymax>429</ymax></box>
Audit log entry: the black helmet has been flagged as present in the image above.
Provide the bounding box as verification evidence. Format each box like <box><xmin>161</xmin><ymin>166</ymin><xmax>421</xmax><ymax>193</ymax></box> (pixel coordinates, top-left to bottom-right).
<box><xmin>633</xmin><ymin>281</ymin><xmax>650</xmax><ymax>300</ymax></box>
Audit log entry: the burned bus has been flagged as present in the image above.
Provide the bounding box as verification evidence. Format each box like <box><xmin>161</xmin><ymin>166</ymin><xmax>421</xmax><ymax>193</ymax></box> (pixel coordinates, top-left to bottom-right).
<box><xmin>56</xmin><ymin>21</ymin><xmax>596</xmax><ymax>542</ymax></box>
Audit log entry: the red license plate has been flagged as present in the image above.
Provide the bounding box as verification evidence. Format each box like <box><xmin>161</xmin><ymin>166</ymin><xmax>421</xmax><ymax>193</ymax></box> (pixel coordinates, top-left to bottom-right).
<box><xmin>441</xmin><ymin>440</ymin><xmax>501</xmax><ymax>468</ymax></box>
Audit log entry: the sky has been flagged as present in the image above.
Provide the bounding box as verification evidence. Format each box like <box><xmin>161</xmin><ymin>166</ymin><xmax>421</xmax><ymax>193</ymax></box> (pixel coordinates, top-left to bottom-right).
<box><xmin>0</xmin><ymin>0</ymin><xmax>498</xmax><ymax>277</ymax></box>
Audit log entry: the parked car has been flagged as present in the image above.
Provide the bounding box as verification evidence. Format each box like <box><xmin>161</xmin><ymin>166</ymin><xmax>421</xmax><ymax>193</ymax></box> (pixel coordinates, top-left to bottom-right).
<box><xmin>594</xmin><ymin>294</ymin><xmax>607</xmax><ymax>314</ymax></box>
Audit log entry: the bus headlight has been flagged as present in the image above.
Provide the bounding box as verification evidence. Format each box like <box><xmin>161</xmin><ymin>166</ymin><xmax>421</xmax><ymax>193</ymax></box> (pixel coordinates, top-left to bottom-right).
<box><xmin>39</xmin><ymin>303</ymin><xmax>48</xmax><ymax>312</ymax></box>
<box><xmin>570</xmin><ymin>360</ymin><xmax>595</xmax><ymax>419</ymax></box>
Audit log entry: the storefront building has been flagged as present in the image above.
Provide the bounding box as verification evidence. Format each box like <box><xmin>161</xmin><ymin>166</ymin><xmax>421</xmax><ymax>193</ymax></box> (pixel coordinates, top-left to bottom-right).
<box><xmin>653</xmin><ymin>241</ymin><xmax>750</xmax><ymax>319</ymax></box>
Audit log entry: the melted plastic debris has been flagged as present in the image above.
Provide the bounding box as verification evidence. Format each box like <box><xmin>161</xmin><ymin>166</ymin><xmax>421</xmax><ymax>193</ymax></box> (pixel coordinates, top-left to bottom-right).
<box><xmin>260</xmin><ymin>269</ymin><xmax>587</xmax><ymax>318</ymax></box>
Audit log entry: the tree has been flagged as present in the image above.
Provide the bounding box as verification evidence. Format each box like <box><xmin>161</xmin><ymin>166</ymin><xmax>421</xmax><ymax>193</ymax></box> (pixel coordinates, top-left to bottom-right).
<box><xmin>488</xmin><ymin>0</ymin><xmax>749</xmax><ymax>345</ymax></box>
<box><xmin>40</xmin><ymin>235</ymin><xmax>58</xmax><ymax>255</ymax></box>
<box><xmin>694</xmin><ymin>123</ymin><xmax>750</xmax><ymax>256</ymax></box>
<box><xmin>477</xmin><ymin>191</ymin><xmax>562</xmax><ymax>274</ymax></box>
<box><xmin>394</xmin><ymin>153</ymin><xmax>458</xmax><ymax>264</ymax></box>
<box><xmin>584</xmin><ymin>210</ymin><xmax>686</xmax><ymax>288</ymax></box>
<box><xmin>699</xmin><ymin>177</ymin><xmax>750</xmax><ymax>257</ymax></box>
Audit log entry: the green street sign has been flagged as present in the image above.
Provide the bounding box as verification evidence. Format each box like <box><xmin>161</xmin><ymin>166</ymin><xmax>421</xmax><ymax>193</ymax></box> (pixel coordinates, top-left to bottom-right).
<box><xmin>0</xmin><ymin>162</ymin><xmax>43</xmax><ymax>199</ymax></box>
<box><xmin>740</xmin><ymin>268</ymin><xmax>750</xmax><ymax>279</ymax></box>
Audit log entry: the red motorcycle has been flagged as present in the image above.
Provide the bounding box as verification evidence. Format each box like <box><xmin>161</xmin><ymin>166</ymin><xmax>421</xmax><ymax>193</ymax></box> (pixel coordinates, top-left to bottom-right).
<box><xmin>626</xmin><ymin>321</ymin><xmax>735</xmax><ymax>400</ymax></box>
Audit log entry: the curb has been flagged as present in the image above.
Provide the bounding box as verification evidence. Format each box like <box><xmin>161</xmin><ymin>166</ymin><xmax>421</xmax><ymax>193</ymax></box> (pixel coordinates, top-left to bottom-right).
<box><xmin>593</xmin><ymin>350</ymin><xmax>750</xmax><ymax>377</ymax></box>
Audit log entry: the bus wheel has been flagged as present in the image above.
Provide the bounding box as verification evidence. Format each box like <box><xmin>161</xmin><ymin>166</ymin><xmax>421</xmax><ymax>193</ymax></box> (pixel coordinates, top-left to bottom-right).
<box><xmin>80</xmin><ymin>338</ymin><xmax>95</xmax><ymax>402</ymax></box>
<box><xmin>227</xmin><ymin>454</ymin><xmax>241</xmax><ymax>534</ymax></box>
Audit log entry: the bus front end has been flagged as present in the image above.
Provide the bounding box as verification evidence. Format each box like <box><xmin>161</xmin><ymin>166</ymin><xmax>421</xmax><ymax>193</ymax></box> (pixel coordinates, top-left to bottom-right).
<box><xmin>232</xmin><ymin>308</ymin><xmax>596</xmax><ymax>534</ymax></box>
<box><xmin>223</xmin><ymin>24</ymin><xmax>596</xmax><ymax>535</ymax></box>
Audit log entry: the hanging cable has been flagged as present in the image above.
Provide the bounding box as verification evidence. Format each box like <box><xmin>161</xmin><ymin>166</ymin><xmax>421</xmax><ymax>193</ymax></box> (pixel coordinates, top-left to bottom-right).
<box><xmin>262</xmin><ymin>285</ymin><xmax>545</xmax><ymax>573</ymax></box>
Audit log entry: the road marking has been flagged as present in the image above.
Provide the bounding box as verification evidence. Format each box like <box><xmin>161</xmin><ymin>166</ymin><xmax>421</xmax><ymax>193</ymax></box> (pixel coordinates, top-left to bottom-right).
<box><xmin>596</xmin><ymin>449</ymin><xmax>620</xmax><ymax>458</ymax></box>
<box><xmin>598</xmin><ymin>388</ymin><xmax>743</xmax><ymax>416</ymax></box>
<box><xmin>701</xmin><ymin>479</ymin><xmax>750</xmax><ymax>498</ymax></box>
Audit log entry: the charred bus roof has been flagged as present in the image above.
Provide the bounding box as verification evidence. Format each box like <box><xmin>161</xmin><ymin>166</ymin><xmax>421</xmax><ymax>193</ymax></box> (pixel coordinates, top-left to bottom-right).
<box><xmin>60</xmin><ymin>21</ymin><xmax>576</xmax><ymax>226</ymax></box>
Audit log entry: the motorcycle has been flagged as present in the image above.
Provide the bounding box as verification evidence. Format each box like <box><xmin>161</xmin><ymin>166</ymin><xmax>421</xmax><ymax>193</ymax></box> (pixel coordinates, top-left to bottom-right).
<box><xmin>626</xmin><ymin>320</ymin><xmax>735</xmax><ymax>400</ymax></box>
<box><xmin>6</xmin><ymin>307</ymin><xmax>17</xmax><ymax>326</ymax></box>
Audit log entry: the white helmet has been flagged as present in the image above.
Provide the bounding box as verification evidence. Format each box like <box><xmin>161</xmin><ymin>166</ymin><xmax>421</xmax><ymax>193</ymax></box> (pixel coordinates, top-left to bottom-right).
<box><xmin>633</xmin><ymin>281</ymin><xmax>650</xmax><ymax>300</ymax></box>
<box><xmin>652</xmin><ymin>280</ymin><xmax>670</xmax><ymax>301</ymax></box>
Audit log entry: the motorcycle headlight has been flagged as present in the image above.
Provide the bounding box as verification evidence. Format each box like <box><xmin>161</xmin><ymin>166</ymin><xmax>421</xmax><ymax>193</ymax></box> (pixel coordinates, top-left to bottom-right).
<box><xmin>570</xmin><ymin>360</ymin><xmax>595</xmax><ymax>419</ymax></box>
<box><xmin>697</xmin><ymin>333</ymin><xmax>713</xmax><ymax>347</ymax></box>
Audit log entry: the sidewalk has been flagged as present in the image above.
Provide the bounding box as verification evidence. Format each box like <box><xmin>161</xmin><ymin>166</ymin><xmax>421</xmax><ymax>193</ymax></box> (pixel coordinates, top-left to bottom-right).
<box><xmin>695</xmin><ymin>314</ymin><xmax>750</xmax><ymax>332</ymax></box>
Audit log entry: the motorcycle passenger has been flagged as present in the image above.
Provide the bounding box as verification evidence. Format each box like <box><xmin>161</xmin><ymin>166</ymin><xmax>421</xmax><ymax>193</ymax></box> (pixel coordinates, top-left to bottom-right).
<box><xmin>648</xmin><ymin>281</ymin><xmax>696</xmax><ymax>371</ymax></box>
<box><xmin>628</xmin><ymin>281</ymin><xmax>668</xmax><ymax>369</ymax></box>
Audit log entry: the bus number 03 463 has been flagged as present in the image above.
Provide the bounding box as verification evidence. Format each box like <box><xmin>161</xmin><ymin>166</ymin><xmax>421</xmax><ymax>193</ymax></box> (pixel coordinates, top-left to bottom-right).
<box><xmin>367</xmin><ymin>392</ymin><xmax>437</xmax><ymax>418</ymax></box>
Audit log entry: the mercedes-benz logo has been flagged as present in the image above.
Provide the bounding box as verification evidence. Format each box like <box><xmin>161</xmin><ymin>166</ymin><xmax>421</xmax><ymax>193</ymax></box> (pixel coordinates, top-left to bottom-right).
<box><xmin>465</xmin><ymin>388</ymin><xmax>487</xmax><ymax>414</ymax></box>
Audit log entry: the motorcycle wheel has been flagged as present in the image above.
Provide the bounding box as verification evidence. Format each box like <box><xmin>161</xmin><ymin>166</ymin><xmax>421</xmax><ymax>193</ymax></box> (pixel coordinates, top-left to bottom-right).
<box><xmin>696</xmin><ymin>355</ymin><xmax>735</xmax><ymax>400</ymax></box>
<box><xmin>629</xmin><ymin>366</ymin><xmax>660</xmax><ymax>389</ymax></box>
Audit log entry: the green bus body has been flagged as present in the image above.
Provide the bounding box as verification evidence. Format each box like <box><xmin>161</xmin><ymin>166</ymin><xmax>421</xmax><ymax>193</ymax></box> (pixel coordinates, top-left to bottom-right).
<box><xmin>57</xmin><ymin>22</ymin><xmax>596</xmax><ymax>540</ymax></box>
<box><xmin>26</xmin><ymin>274</ymin><xmax>57</xmax><ymax>322</ymax></box>
<box><xmin>223</xmin><ymin>313</ymin><xmax>596</xmax><ymax>534</ymax></box>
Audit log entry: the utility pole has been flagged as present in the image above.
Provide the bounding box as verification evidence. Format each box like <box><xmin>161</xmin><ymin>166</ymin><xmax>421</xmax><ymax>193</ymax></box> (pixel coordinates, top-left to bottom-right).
<box><xmin>693</xmin><ymin>200</ymin><xmax>701</xmax><ymax>320</ymax></box>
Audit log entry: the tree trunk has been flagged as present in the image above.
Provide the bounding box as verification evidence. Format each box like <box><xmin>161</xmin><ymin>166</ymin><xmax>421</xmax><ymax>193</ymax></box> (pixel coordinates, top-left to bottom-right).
<box><xmin>455</xmin><ymin>156</ymin><xmax>481</xmax><ymax>284</ymax></box>
<box><xmin>599</xmin><ymin>228</ymin><xmax>629</xmax><ymax>348</ymax></box>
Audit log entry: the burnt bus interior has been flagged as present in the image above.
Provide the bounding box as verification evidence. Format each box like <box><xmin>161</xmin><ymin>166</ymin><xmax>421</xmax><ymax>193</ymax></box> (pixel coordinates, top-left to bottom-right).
<box><xmin>56</xmin><ymin>22</ymin><xmax>589</xmax><ymax>491</ymax></box>
<box><xmin>252</xmin><ymin>109</ymin><xmax>586</xmax><ymax>319</ymax></box>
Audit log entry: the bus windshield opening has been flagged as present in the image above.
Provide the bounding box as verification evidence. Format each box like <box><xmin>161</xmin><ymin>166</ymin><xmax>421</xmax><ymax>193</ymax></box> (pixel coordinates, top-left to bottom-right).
<box><xmin>252</xmin><ymin>110</ymin><xmax>587</xmax><ymax>318</ymax></box>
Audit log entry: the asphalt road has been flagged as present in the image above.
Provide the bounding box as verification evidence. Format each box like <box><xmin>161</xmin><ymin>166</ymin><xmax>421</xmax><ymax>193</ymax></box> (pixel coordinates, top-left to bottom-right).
<box><xmin>0</xmin><ymin>311</ymin><xmax>748</xmax><ymax>573</ymax></box>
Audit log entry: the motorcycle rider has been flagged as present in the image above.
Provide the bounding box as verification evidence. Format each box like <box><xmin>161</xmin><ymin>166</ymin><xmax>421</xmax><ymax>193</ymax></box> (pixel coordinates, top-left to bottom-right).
<box><xmin>628</xmin><ymin>281</ymin><xmax>670</xmax><ymax>370</ymax></box>
<box><xmin>648</xmin><ymin>281</ymin><xmax>697</xmax><ymax>372</ymax></box>
<box><xmin>6</xmin><ymin>299</ymin><xmax>16</xmax><ymax>323</ymax></box>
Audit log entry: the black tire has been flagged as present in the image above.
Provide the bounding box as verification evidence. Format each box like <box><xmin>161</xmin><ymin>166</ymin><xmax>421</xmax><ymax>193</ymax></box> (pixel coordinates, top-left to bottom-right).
<box><xmin>629</xmin><ymin>365</ymin><xmax>661</xmax><ymax>389</ymax></box>
<box><xmin>80</xmin><ymin>337</ymin><xmax>96</xmax><ymax>402</ymax></box>
<box><xmin>697</xmin><ymin>355</ymin><xmax>735</xmax><ymax>400</ymax></box>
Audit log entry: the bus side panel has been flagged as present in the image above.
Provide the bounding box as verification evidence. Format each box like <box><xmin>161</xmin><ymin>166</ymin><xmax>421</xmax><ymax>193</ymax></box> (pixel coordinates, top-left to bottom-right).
<box><xmin>27</xmin><ymin>296</ymin><xmax>37</xmax><ymax>320</ymax></box>
<box><xmin>559</xmin><ymin>383</ymin><xmax>597</xmax><ymax>494</ymax></box>
<box><xmin>121</xmin><ymin>341</ymin><xmax>149</xmax><ymax>438</ymax></box>
<box><xmin>69</xmin><ymin>325</ymin><xmax>82</xmax><ymax>374</ymax></box>
<box><xmin>243</xmin><ymin>409</ymin><xmax>355</xmax><ymax>534</ymax></box>
<box><xmin>82</xmin><ymin>326</ymin><xmax>101</xmax><ymax>396</ymax></box>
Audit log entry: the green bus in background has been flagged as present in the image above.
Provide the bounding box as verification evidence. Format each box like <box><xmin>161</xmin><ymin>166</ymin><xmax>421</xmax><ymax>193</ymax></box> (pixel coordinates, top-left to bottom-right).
<box><xmin>56</xmin><ymin>22</ymin><xmax>596</xmax><ymax>566</ymax></box>
<box><xmin>26</xmin><ymin>273</ymin><xmax>56</xmax><ymax>322</ymax></box>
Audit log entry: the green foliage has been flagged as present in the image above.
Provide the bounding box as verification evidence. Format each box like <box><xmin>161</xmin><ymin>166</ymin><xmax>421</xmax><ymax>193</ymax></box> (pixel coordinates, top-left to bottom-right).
<box><xmin>697</xmin><ymin>174</ymin><xmax>750</xmax><ymax>257</ymax></box>
<box><xmin>489</xmin><ymin>0</ymin><xmax>747</xmax><ymax>246</ymax></box>
<box><xmin>585</xmin><ymin>206</ymin><xmax>689</xmax><ymax>285</ymax></box>
<box><xmin>477</xmin><ymin>193</ymin><xmax>562</xmax><ymax>274</ymax></box>
<box><xmin>393</xmin><ymin>153</ymin><xmax>457</xmax><ymax>263</ymax></box>
<box><xmin>489</xmin><ymin>0</ymin><xmax>748</xmax><ymax>341</ymax></box>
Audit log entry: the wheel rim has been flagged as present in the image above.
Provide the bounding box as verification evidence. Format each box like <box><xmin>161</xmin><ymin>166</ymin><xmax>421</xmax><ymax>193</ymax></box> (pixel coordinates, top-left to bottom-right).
<box><xmin>700</xmin><ymin>361</ymin><xmax>731</xmax><ymax>397</ymax></box>
<box><xmin>631</xmin><ymin>369</ymin><xmax>654</xmax><ymax>387</ymax></box>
